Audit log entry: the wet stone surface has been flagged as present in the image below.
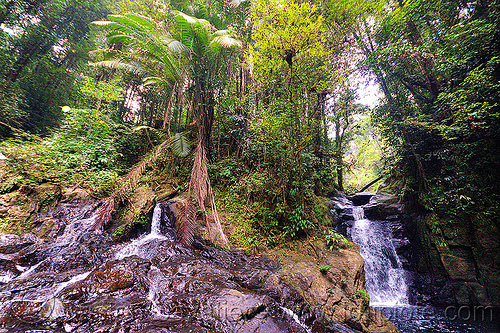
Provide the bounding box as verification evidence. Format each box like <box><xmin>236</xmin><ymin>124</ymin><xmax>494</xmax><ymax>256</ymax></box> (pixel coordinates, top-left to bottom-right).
<box><xmin>0</xmin><ymin>201</ymin><xmax>373</xmax><ymax>333</ymax></box>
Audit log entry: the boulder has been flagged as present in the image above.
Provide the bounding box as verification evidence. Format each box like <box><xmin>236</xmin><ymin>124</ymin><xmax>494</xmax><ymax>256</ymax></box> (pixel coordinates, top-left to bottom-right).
<box><xmin>347</xmin><ymin>193</ymin><xmax>374</xmax><ymax>206</ymax></box>
<box><xmin>39</xmin><ymin>298</ymin><xmax>65</xmax><ymax>320</ymax></box>
<box><xmin>264</xmin><ymin>239</ymin><xmax>399</xmax><ymax>333</ymax></box>
<box><xmin>0</xmin><ymin>233</ymin><xmax>38</xmax><ymax>254</ymax></box>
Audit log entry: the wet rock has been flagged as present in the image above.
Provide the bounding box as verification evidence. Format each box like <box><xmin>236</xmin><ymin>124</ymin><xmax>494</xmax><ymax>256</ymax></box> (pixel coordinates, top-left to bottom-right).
<box><xmin>264</xmin><ymin>240</ymin><xmax>398</xmax><ymax>333</ymax></box>
<box><xmin>0</xmin><ymin>233</ymin><xmax>38</xmax><ymax>254</ymax></box>
<box><xmin>91</xmin><ymin>261</ymin><xmax>135</xmax><ymax>292</ymax></box>
<box><xmin>110</xmin><ymin>186</ymin><xmax>156</xmax><ymax>241</ymax></box>
<box><xmin>212</xmin><ymin>289</ymin><xmax>267</xmax><ymax>322</ymax></box>
<box><xmin>39</xmin><ymin>298</ymin><xmax>65</xmax><ymax>320</ymax></box>
<box><xmin>363</xmin><ymin>194</ymin><xmax>403</xmax><ymax>221</ymax></box>
<box><xmin>0</xmin><ymin>300</ymin><xmax>40</xmax><ymax>326</ymax></box>
<box><xmin>0</xmin><ymin>199</ymin><xmax>399</xmax><ymax>333</ymax></box>
<box><xmin>0</xmin><ymin>257</ymin><xmax>22</xmax><ymax>282</ymax></box>
<box><xmin>347</xmin><ymin>192</ymin><xmax>374</xmax><ymax>206</ymax></box>
<box><xmin>438</xmin><ymin>246</ymin><xmax>477</xmax><ymax>281</ymax></box>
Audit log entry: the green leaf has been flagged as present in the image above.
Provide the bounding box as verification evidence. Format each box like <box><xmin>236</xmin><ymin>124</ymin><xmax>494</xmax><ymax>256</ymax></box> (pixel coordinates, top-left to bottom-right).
<box><xmin>172</xmin><ymin>132</ymin><xmax>191</xmax><ymax>157</ymax></box>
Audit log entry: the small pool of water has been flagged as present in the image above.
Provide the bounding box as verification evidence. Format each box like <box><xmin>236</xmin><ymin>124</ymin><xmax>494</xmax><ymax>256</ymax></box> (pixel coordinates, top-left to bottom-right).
<box><xmin>374</xmin><ymin>305</ymin><xmax>500</xmax><ymax>333</ymax></box>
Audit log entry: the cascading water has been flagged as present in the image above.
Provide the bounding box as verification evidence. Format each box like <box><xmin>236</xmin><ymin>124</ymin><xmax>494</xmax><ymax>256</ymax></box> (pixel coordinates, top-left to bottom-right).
<box><xmin>333</xmin><ymin>194</ymin><xmax>500</xmax><ymax>333</ymax></box>
<box><xmin>350</xmin><ymin>205</ymin><xmax>409</xmax><ymax>306</ymax></box>
<box><xmin>115</xmin><ymin>203</ymin><xmax>168</xmax><ymax>260</ymax></box>
<box><xmin>0</xmin><ymin>199</ymin><xmax>337</xmax><ymax>332</ymax></box>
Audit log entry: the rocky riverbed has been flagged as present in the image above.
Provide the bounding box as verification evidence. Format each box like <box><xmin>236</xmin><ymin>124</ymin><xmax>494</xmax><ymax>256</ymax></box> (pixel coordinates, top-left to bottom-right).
<box><xmin>0</xmin><ymin>197</ymin><xmax>398</xmax><ymax>333</ymax></box>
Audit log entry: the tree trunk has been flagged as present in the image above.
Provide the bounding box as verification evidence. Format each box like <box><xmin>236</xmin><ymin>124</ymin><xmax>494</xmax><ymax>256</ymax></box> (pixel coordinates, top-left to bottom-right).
<box><xmin>337</xmin><ymin>160</ymin><xmax>344</xmax><ymax>192</ymax></box>
<box><xmin>396</xmin><ymin>0</ymin><xmax>439</xmax><ymax>101</ymax></box>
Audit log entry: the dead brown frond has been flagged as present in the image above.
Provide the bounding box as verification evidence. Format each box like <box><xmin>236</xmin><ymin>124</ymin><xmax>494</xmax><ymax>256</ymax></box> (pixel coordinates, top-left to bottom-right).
<box><xmin>175</xmin><ymin>199</ymin><xmax>197</xmax><ymax>245</ymax></box>
<box><xmin>92</xmin><ymin>137</ymin><xmax>176</xmax><ymax>232</ymax></box>
<box><xmin>93</xmin><ymin>197</ymin><xmax>116</xmax><ymax>231</ymax></box>
<box><xmin>187</xmin><ymin>139</ymin><xmax>229</xmax><ymax>248</ymax></box>
<box><xmin>189</xmin><ymin>139</ymin><xmax>209</xmax><ymax>212</ymax></box>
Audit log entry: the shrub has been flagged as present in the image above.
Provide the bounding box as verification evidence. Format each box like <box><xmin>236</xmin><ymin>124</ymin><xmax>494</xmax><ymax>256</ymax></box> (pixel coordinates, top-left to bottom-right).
<box><xmin>324</xmin><ymin>230</ymin><xmax>349</xmax><ymax>250</ymax></box>
<box><xmin>355</xmin><ymin>288</ymin><xmax>370</xmax><ymax>307</ymax></box>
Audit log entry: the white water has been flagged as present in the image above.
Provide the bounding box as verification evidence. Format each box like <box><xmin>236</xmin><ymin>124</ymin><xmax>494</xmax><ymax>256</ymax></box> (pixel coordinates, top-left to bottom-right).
<box><xmin>15</xmin><ymin>260</ymin><xmax>46</xmax><ymax>281</ymax></box>
<box><xmin>54</xmin><ymin>271</ymin><xmax>91</xmax><ymax>296</ymax></box>
<box><xmin>0</xmin><ymin>271</ymin><xmax>15</xmax><ymax>284</ymax></box>
<box><xmin>55</xmin><ymin>216</ymin><xmax>96</xmax><ymax>246</ymax></box>
<box><xmin>280</xmin><ymin>306</ymin><xmax>312</xmax><ymax>333</ymax></box>
<box><xmin>116</xmin><ymin>203</ymin><xmax>167</xmax><ymax>260</ymax></box>
<box><xmin>350</xmin><ymin>205</ymin><xmax>409</xmax><ymax>306</ymax></box>
<box><xmin>117</xmin><ymin>204</ymin><xmax>178</xmax><ymax>319</ymax></box>
<box><xmin>147</xmin><ymin>265</ymin><xmax>180</xmax><ymax>320</ymax></box>
<box><xmin>0</xmin><ymin>270</ymin><xmax>92</xmax><ymax>307</ymax></box>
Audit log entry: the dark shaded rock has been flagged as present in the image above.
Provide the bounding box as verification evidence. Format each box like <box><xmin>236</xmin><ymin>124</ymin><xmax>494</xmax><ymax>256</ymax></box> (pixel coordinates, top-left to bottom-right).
<box><xmin>0</xmin><ymin>199</ymin><xmax>398</xmax><ymax>333</ymax></box>
<box><xmin>438</xmin><ymin>246</ymin><xmax>477</xmax><ymax>282</ymax></box>
<box><xmin>347</xmin><ymin>192</ymin><xmax>374</xmax><ymax>206</ymax></box>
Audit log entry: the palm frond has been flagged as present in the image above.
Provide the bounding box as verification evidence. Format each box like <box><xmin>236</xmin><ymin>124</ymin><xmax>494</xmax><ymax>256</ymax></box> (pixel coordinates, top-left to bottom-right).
<box><xmin>90</xmin><ymin>60</ymin><xmax>148</xmax><ymax>76</ymax></box>
<box><xmin>92</xmin><ymin>20</ymin><xmax>115</xmax><ymax>26</ymax></box>
<box><xmin>143</xmin><ymin>76</ymin><xmax>170</xmax><ymax>86</ymax></box>
<box><xmin>173</xmin><ymin>11</ymin><xmax>199</xmax><ymax>25</ymax></box>
<box><xmin>166</xmin><ymin>39</ymin><xmax>189</xmax><ymax>53</ymax></box>
<box><xmin>108</xmin><ymin>13</ymin><xmax>153</xmax><ymax>32</ymax></box>
<box><xmin>210</xmin><ymin>35</ymin><xmax>242</xmax><ymax>49</ymax></box>
<box><xmin>172</xmin><ymin>132</ymin><xmax>191</xmax><ymax>157</ymax></box>
<box><xmin>122</xmin><ymin>12</ymin><xmax>155</xmax><ymax>30</ymax></box>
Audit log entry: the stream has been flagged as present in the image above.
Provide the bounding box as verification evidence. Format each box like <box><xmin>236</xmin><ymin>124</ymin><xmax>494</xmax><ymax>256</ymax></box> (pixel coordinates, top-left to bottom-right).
<box><xmin>0</xmin><ymin>200</ymin><xmax>334</xmax><ymax>332</ymax></box>
<box><xmin>332</xmin><ymin>193</ymin><xmax>500</xmax><ymax>333</ymax></box>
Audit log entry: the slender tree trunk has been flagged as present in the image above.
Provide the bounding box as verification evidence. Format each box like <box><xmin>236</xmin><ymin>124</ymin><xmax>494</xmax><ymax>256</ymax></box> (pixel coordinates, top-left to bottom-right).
<box><xmin>162</xmin><ymin>82</ymin><xmax>177</xmax><ymax>135</ymax></box>
<box><xmin>335</xmin><ymin>122</ymin><xmax>344</xmax><ymax>192</ymax></box>
<box><xmin>396</xmin><ymin>0</ymin><xmax>439</xmax><ymax>100</ymax></box>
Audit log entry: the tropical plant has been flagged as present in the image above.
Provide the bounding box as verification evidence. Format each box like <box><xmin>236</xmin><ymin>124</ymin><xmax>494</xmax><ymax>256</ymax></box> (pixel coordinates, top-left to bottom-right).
<box><xmin>92</xmin><ymin>12</ymin><xmax>185</xmax><ymax>129</ymax></box>
<box><xmin>92</xmin><ymin>11</ymin><xmax>241</xmax><ymax>247</ymax></box>
<box><xmin>173</xmin><ymin>11</ymin><xmax>241</xmax><ymax>247</ymax></box>
<box><xmin>324</xmin><ymin>230</ymin><xmax>349</xmax><ymax>250</ymax></box>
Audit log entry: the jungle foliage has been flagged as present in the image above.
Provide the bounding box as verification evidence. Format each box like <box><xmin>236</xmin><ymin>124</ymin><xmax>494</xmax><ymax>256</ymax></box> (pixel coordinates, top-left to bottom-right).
<box><xmin>1</xmin><ymin>0</ymin><xmax>498</xmax><ymax>247</ymax></box>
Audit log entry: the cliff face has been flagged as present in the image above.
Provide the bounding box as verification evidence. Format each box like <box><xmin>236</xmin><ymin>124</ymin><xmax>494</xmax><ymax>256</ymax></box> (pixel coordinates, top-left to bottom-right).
<box><xmin>329</xmin><ymin>190</ymin><xmax>500</xmax><ymax>307</ymax></box>
<box><xmin>415</xmin><ymin>211</ymin><xmax>500</xmax><ymax>306</ymax></box>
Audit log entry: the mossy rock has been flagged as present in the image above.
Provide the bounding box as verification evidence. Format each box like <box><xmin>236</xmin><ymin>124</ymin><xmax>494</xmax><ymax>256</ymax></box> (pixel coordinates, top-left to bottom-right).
<box><xmin>0</xmin><ymin>183</ymin><xmax>62</xmax><ymax>234</ymax></box>
<box><xmin>110</xmin><ymin>186</ymin><xmax>156</xmax><ymax>241</ymax></box>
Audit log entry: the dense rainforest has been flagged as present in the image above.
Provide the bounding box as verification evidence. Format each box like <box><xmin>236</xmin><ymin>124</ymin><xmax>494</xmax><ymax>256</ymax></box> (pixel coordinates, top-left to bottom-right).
<box><xmin>1</xmin><ymin>0</ymin><xmax>499</xmax><ymax>245</ymax></box>
<box><xmin>0</xmin><ymin>0</ymin><xmax>499</xmax><ymax>330</ymax></box>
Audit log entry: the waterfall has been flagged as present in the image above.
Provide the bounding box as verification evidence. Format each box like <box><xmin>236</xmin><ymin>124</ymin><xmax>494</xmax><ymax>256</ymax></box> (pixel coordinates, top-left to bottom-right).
<box><xmin>116</xmin><ymin>203</ymin><xmax>170</xmax><ymax>260</ymax></box>
<box><xmin>349</xmin><ymin>200</ymin><xmax>409</xmax><ymax>306</ymax></box>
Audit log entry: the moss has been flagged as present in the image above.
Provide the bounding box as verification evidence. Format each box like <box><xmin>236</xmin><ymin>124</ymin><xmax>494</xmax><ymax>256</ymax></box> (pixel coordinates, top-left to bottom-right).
<box><xmin>0</xmin><ymin>215</ymin><xmax>32</xmax><ymax>235</ymax></box>
<box><xmin>424</xmin><ymin>213</ymin><xmax>448</xmax><ymax>247</ymax></box>
<box><xmin>112</xmin><ymin>210</ymin><xmax>151</xmax><ymax>239</ymax></box>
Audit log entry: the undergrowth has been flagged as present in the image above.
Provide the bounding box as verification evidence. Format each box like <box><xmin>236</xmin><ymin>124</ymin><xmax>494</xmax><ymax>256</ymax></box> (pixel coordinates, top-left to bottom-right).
<box><xmin>212</xmin><ymin>158</ymin><xmax>331</xmax><ymax>248</ymax></box>
<box><xmin>0</xmin><ymin>108</ymin><xmax>158</xmax><ymax>196</ymax></box>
